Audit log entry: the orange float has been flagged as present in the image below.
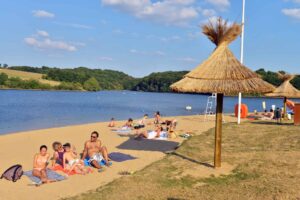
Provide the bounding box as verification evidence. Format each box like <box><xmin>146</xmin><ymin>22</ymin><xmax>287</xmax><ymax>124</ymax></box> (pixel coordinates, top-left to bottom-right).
<box><xmin>235</xmin><ymin>104</ymin><xmax>248</xmax><ymax>118</ymax></box>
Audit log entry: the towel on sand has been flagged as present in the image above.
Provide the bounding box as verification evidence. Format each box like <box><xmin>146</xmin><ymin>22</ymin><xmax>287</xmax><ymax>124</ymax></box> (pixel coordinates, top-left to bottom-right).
<box><xmin>23</xmin><ymin>169</ymin><xmax>66</xmax><ymax>184</ymax></box>
<box><xmin>108</xmin><ymin>152</ymin><xmax>137</xmax><ymax>162</ymax></box>
<box><xmin>52</xmin><ymin>165</ymin><xmax>79</xmax><ymax>175</ymax></box>
<box><xmin>83</xmin><ymin>158</ymin><xmax>107</xmax><ymax>167</ymax></box>
<box><xmin>112</xmin><ymin>127</ymin><xmax>131</xmax><ymax>134</ymax></box>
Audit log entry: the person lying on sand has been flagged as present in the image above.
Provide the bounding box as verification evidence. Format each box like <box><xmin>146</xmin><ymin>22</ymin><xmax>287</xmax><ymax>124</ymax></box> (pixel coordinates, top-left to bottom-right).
<box><xmin>51</xmin><ymin>141</ymin><xmax>65</xmax><ymax>168</ymax></box>
<box><xmin>82</xmin><ymin>131</ymin><xmax>111</xmax><ymax>172</ymax></box>
<box><xmin>32</xmin><ymin>145</ymin><xmax>55</xmax><ymax>184</ymax></box>
<box><xmin>135</xmin><ymin>125</ymin><xmax>167</xmax><ymax>139</ymax></box>
<box><xmin>63</xmin><ymin>143</ymin><xmax>87</xmax><ymax>175</ymax></box>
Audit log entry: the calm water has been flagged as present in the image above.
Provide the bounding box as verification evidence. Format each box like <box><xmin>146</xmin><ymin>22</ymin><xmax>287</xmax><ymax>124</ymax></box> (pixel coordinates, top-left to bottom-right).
<box><xmin>0</xmin><ymin>90</ymin><xmax>299</xmax><ymax>135</ymax></box>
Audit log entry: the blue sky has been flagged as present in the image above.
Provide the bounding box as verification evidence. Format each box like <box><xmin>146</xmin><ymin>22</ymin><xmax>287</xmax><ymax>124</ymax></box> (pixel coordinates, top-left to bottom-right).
<box><xmin>0</xmin><ymin>0</ymin><xmax>299</xmax><ymax>77</ymax></box>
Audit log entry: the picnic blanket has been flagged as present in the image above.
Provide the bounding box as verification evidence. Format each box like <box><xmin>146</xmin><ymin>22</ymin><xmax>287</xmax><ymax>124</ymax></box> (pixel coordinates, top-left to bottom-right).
<box><xmin>23</xmin><ymin>169</ymin><xmax>66</xmax><ymax>184</ymax></box>
<box><xmin>108</xmin><ymin>152</ymin><xmax>137</xmax><ymax>162</ymax></box>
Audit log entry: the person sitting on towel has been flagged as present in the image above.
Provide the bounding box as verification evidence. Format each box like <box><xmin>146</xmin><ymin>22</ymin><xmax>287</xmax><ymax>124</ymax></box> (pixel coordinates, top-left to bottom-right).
<box><xmin>32</xmin><ymin>145</ymin><xmax>55</xmax><ymax>184</ymax></box>
<box><xmin>134</xmin><ymin>114</ymin><xmax>148</xmax><ymax>129</ymax></box>
<box><xmin>123</xmin><ymin>118</ymin><xmax>133</xmax><ymax>129</ymax></box>
<box><xmin>63</xmin><ymin>143</ymin><xmax>87</xmax><ymax>175</ymax></box>
<box><xmin>108</xmin><ymin>117</ymin><xmax>116</xmax><ymax>127</ymax></box>
<box><xmin>82</xmin><ymin>131</ymin><xmax>111</xmax><ymax>171</ymax></box>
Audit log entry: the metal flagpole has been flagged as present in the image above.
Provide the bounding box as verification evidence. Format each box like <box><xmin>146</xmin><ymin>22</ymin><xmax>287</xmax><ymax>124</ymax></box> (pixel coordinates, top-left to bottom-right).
<box><xmin>238</xmin><ymin>0</ymin><xmax>246</xmax><ymax>124</ymax></box>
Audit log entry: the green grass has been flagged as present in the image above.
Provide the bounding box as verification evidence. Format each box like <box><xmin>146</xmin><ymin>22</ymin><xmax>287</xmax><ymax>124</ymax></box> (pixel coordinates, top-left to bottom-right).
<box><xmin>65</xmin><ymin>120</ymin><xmax>300</xmax><ymax>200</ymax></box>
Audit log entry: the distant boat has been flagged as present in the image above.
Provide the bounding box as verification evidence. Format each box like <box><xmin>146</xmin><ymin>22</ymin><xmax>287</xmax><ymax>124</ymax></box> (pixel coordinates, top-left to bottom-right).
<box><xmin>186</xmin><ymin>106</ymin><xmax>192</xmax><ymax>110</ymax></box>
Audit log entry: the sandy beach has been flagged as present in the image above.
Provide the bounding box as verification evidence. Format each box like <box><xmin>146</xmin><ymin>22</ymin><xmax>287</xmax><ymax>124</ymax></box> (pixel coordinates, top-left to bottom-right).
<box><xmin>0</xmin><ymin>115</ymin><xmax>236</xmax><ymax>200</ymax></box>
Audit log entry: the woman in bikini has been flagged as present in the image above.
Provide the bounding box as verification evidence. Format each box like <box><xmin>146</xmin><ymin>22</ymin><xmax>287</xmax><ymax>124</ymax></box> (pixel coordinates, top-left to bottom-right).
<box><xmin>32</xmin><ymin>145</ymin><xmax>55</xmax><ymax>184</ymax></box>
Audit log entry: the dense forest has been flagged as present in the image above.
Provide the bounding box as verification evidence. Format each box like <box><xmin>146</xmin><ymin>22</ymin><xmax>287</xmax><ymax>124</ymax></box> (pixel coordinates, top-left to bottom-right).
<box><xmin>1</xmin><ymin>66</ymin><xmax>299</xmax><ymax>92</ymax></box>
<box><xmin>131</xmin><ymin>71</ymin><xmax>189</xmax><ymax>92</ymax></box>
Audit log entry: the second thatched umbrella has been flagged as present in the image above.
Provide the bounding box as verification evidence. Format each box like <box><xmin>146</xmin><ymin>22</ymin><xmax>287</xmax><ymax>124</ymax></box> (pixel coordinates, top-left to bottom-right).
<box><xmin>266</xmin><ymin>74</ymin><xmax>300</xmax><ymax>117</ymax></box>
<box><xmin>171</xmin><ymin>18</ymin><xmax>274</xmax><ymax>168</ymax></box>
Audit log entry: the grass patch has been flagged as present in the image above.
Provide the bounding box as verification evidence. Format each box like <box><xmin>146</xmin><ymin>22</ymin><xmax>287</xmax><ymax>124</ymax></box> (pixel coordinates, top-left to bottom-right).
<box><xmin>66</xmin><ymin>121</ymin><xmax>300</xmax><ymax>200</ymax></box>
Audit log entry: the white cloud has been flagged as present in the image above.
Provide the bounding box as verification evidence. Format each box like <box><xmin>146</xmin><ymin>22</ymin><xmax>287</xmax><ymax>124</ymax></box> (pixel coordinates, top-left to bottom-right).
<box><xmin>54</xmin><ymin>22</ymin><xmax>93</xmax><ymax>29</ymax></box>
<box><xmin>112</xmin><ymin>29</ymin><xmax>124</xmax><ymax>34</ymax></box>
<box><xmin>160</xmin><ymin>35</ymin><xmax>181</xmax><ymax>42</ymax></box>
<box><xmin>205</xmin><ymin>0</ymin><xmax>230</xmax><ymax>9</ymax></box>
<box><xmin>282</xmin><ymin>8</ymin><xmax>300</xmax><ymax>19</ymax></box>
<box><xmin>69</xmin><ymin>23</ymin><xmax>93</xmax><ymax>29</ymax></box>
<box><xmin>130</xmin><ymin>49</ymin><xmax>138</xmax><ymax>53</ymax></box>
<box><xmin>24</xmin><ymin>37</ymin><xmax>77</xmax><ymax>52</ymax></box>
<box><xmin>71</xmin><ymin>42</ymin><xmax>86</xmax><ymax>47</ymax></box>
<box><xmin>98</xmin><ymin>56</ymin><xmax>113</xmax><ymax>61</ymax></box>
<box><xmin>102</xmin><ymin>0</ymin><xmax>198</xmax><ymax>26</ymax></box>
<box><xmin>201</xmin><ymin>8</ymin><xmax>216</xmax><ymax>17</ymax></box>
<box><xmin>284</xmin><ymin>0</ymin><xmax>300</xmax><ymax>3</ymax></box>
<box><xmin>37</xmin><ymin>30</ymin><xmax>49</xmax><ymax>37</ymax></box>
<box><xmin>177</xmin><ymin>57</ymin><xmax>197</xmax><ymax>62</ymax></box>
<box><xmin>130</xmin><ymin>49</ymin><xmax>166</xmax><ymax>56</ymax></box>
<box><xmin>32</xmin><ymin>10</ymin><xmax>55</xmax><ymax>18</ymax></box>
<box><xmin>154</xmin><ymin>51</ymin><xmax>166</xmax><ymax>56</ymax></box>
<box><xmin>187</xmin><ymin>31</ymin><xmax>201</xmax><ymax>39</ymax></box>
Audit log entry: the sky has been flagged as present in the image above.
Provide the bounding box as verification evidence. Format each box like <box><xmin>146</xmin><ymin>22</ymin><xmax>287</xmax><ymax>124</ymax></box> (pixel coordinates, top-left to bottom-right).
<box><xmin>0</xmin><ymin>0</ymin><xmax>299</xmax><ymax>77</ymax></box>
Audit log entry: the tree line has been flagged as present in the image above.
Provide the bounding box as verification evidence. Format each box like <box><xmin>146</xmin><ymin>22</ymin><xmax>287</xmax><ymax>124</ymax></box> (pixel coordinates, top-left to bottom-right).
<box><xmin>1</xmin><ymin>66</ymin><xmax>299</xmax><ymax>92</ymax></box>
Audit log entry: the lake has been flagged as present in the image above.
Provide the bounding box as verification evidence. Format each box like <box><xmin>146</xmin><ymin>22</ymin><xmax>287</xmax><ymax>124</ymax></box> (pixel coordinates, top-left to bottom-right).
<box><xmin>0</xmin><ymin>90</ymin><xmax>298</xmax><ymax>135</ymax></box>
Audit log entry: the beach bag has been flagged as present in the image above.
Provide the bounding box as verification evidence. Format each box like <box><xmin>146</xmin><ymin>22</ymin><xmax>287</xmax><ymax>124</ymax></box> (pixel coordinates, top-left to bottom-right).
<box><xmin>0</xmin><ymin>164</ymin><xmax>23</xmax><ymax>182</ymax></box>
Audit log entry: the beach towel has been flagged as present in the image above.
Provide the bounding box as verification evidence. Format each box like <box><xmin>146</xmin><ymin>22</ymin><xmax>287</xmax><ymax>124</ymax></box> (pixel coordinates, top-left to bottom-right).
<box><xmin>23</xmin><ymin>169</ymin><xmax>66</xmax><ymax>184</ymax></box>
<box><xmin>112</xmin><ymin>128</ymin><xmax>131</xmax><ymax>134</ymax></box>
<box><xmin>108</xmin><ymin>152</ymin><xmax>137</xmax><ymax>162</ymax></box>
<box><xmin>83</xmin><ymin>157</ymin><xmax>107</xmax><ymax>167</ymax></box>
<box><xmin>147</xmin><ymin>131</ymin><xmax>168</xmax><ymax>140</ymax></box>
<box><xmin>52</xmin><ymin>165</ymin><xmax>78</xmax><ymax>175</ymax></box>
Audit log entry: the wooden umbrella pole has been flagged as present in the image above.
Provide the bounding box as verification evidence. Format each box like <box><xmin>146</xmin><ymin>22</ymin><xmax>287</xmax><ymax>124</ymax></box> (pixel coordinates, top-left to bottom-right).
<box><xmin>214</xmin><ymin>93</ymin><xmax>224</xmax><ymax>168</ymax></box>
<box><xmin>283</xmin><ymin>97</ymin><xmax>287</xmax><ymax>119</ymax></box>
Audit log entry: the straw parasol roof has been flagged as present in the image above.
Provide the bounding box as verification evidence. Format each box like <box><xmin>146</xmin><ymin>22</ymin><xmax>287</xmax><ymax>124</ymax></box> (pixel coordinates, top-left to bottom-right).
<box><xmin>171</xmin><ymin>18</ymin><xmax>274</xmax><ymax>95</ymax></box>
<box><xmin>265</xmin><ymin>75</ymin><xmax>300</xmax><ymax>98</ymax></box>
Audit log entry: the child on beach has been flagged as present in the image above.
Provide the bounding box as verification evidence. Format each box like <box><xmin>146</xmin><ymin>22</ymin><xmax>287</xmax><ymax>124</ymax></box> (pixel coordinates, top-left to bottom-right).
<box><xmin>108</xmin><ymin>118</ymin><xmax>116</xmax><ymax>127</ymax></box>
<box><xmin>52</xmin><ymin>141</ymin><xmax>65</xmax><ymax>168</ymax></box>
<box><xmin>63</xmin><ymin>143</ymin><xmax>88</xmax><ymax>175</ymax></box>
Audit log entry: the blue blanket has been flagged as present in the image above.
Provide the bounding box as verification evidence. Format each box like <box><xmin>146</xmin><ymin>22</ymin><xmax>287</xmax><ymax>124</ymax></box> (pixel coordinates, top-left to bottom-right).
<box><xmin>24</xmin><ymin>169</ymin><xmax>66</xmax><ymax>184</ymax></box>
<box><xmin>108</xmin><ymin>152</ymin><xmax>137</xmax><ymax>162</ymax></box>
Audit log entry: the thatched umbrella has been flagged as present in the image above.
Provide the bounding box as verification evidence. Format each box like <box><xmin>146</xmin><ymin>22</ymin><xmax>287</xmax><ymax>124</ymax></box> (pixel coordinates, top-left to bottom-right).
<box><xmin>171</xmin><ymin>18</ymin><xmax>274</xmax><ymax>168</ymax></box>
<box><xmin>266</xmin><ymin>74</ymin><xmax>300</xmax><ymax>117</ymax></box>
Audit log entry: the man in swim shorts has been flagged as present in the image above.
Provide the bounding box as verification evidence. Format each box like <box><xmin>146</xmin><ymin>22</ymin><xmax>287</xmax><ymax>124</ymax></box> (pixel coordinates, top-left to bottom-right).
<box><xmin>82</xmin><ymin>131</ymin><xmax>110</xmax><ymax>171</ymax></box>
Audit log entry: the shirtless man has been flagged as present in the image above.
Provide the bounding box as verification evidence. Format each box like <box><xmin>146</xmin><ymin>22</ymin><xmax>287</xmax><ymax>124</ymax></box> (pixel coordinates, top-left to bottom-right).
<box><xmin>82</xmin><ymin>131</ymin><xmax>110</xmax><ymax>171</ymax></box>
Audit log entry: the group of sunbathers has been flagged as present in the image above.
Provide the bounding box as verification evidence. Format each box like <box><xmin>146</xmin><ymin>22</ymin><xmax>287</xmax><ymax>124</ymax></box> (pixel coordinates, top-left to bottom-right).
<box><xmin>32</xmin><ymin>131</ymin><xmax>111</xmax><ymax>184</ymax></box>
<box><xmin>109</xmin><ymin>111</ymin><xmax>177</xmax><ymax>139</ymax></box>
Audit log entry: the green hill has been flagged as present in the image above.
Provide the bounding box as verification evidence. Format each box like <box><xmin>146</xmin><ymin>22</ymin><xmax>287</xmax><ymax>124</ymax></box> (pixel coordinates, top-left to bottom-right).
<box><xmin>2</xmin><ymin>66</ymin><xmax>300</xmax><ymax>92</ymax></box>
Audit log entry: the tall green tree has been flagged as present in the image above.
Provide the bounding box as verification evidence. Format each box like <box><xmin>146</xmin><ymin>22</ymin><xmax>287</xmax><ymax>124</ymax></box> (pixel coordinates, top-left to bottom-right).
<box><xmin>83</xmin><ymin>77</ymin><xmax>101</xmax><ymax>91</ymax></box>
<box><xmin>0</xmin><ymin>73</ymin><xmax>8</xmax><ymax>85</ymax></box>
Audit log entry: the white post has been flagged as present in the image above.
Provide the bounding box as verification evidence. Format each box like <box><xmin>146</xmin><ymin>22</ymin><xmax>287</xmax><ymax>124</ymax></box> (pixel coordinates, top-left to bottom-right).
<box><xmin>238</xmin><ymin>0</ymin><xmax>246</xmax><ymax>125</ymax></box>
